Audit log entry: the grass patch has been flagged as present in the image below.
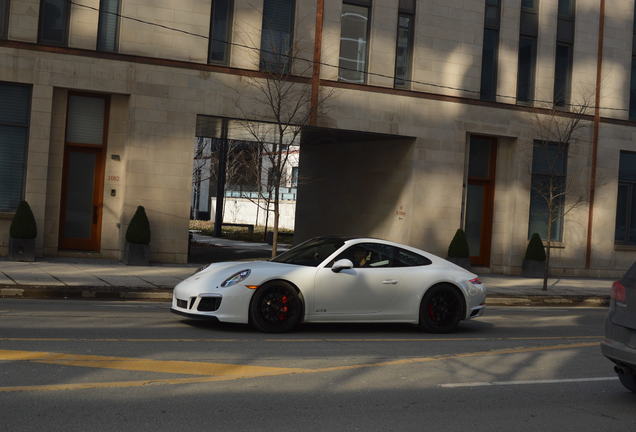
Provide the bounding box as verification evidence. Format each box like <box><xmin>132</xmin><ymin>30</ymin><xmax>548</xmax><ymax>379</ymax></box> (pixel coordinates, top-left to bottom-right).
<box><xmin>190</xmin><ymin>220</ymin><xmax>294</xmax><ymax>244</ymax></box>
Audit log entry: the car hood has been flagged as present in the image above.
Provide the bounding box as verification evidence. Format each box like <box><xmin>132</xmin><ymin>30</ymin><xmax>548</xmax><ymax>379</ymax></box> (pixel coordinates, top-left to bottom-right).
<box><xmin>179</xmin><ymin>260</ymin><xmax>307</xmax><ymax>290</ymax></box>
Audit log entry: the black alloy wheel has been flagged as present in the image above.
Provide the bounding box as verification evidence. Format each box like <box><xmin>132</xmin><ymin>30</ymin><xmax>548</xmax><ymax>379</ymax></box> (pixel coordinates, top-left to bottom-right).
<box><xmin>419</xmin><ymin>284</ymin><xmax>464</xmax><ymax>333</ymax></box>
<box><xmin>249</xmin><ymin>282</ymin><xmax>303</xmax><ymax>333</ymax></box>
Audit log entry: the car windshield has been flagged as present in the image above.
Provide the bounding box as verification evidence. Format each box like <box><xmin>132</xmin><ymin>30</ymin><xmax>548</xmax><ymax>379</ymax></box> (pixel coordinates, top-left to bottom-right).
<box><xmin>272</xmin><ymin>237</ymin><xmax>346</xmax><ymax>266</ymax></box>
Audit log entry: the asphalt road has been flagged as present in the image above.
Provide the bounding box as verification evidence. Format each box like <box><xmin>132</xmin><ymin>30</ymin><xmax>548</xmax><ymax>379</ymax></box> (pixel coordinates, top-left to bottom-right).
<box><xmin>0</xmin><ymin>299</ymin><xmax>634</xmax><ymax>431</ymax></box>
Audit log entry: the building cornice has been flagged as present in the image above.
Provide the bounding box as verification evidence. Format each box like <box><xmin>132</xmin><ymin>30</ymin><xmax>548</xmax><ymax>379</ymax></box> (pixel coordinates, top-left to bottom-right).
<box><xmin>1</xmin><ymin>39</ymin><xmax>634</xmax><ymax>128</ymax></box>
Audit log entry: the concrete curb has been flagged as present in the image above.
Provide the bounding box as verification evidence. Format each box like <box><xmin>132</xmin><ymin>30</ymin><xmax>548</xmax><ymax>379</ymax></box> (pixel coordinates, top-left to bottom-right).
<box><xmin>1</xmin><ymin>284</ymin><xmax>610</xmax><ymax>306</ymax></box>
<box><xmin>0</xmin><ymin>285</ymin><xmax>172</xmax><ymax>301</ymax></box>
<box><xmin>486</xmin><ymin>295</ymin><xmax>609</xmax><ymax>307</ymax></box>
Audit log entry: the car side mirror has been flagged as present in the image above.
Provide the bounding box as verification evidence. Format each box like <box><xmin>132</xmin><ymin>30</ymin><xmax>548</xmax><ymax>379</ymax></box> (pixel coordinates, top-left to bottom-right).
<box><xmin>332</xmin><ymin>259</ymin><xmax>354</xmax><ymax>273</ymax></box>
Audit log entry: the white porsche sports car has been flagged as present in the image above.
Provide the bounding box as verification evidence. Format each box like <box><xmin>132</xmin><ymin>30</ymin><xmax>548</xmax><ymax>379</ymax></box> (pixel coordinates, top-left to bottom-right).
<box><xmin>171</xmin><ymin>236</ymin><xmax>486</xmax><ymax>333</ymax></box>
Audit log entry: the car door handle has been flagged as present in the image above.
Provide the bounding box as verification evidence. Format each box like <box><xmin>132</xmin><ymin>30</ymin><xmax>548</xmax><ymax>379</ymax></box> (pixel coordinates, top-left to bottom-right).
<box><xmin>382</xmin><ymin>280</ymin><xmax>398</xmax><ymax>285</ymax></box>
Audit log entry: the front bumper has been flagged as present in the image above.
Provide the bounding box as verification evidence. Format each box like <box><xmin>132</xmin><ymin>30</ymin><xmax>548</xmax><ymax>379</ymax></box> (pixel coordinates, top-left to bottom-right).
<box><xmin>170</xmin><ymin>308</ymin><xmax>220</xmax><ymax>321</ymax></box>
<box><xmin>469</xmin><ymin>304</ymin><xmax>486</xmax><ymax>318</ymax></box>
<box><xmin>171</xmin><ymin>280</ymin><xmax>254</xmax><ymax>324</ymax></box>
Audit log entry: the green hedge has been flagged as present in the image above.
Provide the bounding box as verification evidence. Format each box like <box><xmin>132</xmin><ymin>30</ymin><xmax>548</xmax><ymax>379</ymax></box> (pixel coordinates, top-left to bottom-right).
<box><xmin>448</xmin><ymin>229</ymin><xmax>470</xmax><ymax>258</ymax></box>
<box><xmin>10</xmin><ymin>201</ymin><xmax>37</xmax><ymax>239</ymax></box>
<box><xmin>125</xmin><ymin>206</ymin><xmax>151</xmax><ymax>245</ymax></box>
<box><xmin>525</xmin><ymin>233</ymin><xmax>546</xmax><ymax>261</ymax></box>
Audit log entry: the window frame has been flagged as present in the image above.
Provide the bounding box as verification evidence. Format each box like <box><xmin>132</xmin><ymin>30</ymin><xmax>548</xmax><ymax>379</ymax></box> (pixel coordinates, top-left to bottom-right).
<box><xmin>290</xmin><ymin>166</ymin><xmax>299</xmax><ymax>187</ymax></box>
<box><xmin>96</xmin><ymin>0</ymin><xmax>121</xmax><ymax>52</ymax></box>
<box><xmin>0</xmin><ymin>81</ymin><xmax>32</xmax><ymax>213</ymax></box>
<box><xmin>259</xmin><ymin>0</ymin><xmax>296</xmax><ymax>73</ymax></box>
<box><xmin>528</xmin><ymin>140</ymin><xmax>568</xmax><ymax>242</ymax></box>
<box><xmin>37</xmin><ymin>0</ymin><xmax>71</xmax><ymax>47</ymax></box>
<box><xmin>629</xmin><ymin>5</ymin><xmax>636</xmax><ymax>120</ymax></box>
<box><xmin>393</xmin><ymin>10</ymin><xmax>415</xmax><ymax>89</ymax></box>
<box><xmin>554</xmin><ymin>0</ymin><xmax>575</xmax><ymax>108</ymax></box>
<box><xmin>516</xmin><ymin>0</ymin><xmax>539</xmax><ymax>103</ymax></box>
<box><xmin>338</xmin><ymin>0</ymin><xmax>373</xmax><ymax>84</ymax></box>
<box><xmin>615</xmin><ymin>150</ymin><xmax>636</xmax><ymax>245</ymax></box>
<box><xmin>0</xmin><ymin>0</ymin><xmax>9</xmax><ymax>40</ymax></box>
<box><xmin>208</xmin><ymin>0</ymin><xmax>234</xmax><ymax>65</ymax></box>
<box><xmin>480</xmin><ymin>0</ymin><xmax>501</xmax><ymax>101</ymax></box>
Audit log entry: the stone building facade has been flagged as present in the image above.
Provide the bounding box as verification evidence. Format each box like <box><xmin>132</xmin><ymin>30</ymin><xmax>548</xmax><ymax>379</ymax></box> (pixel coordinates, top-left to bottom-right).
<box><xmin>0</xmin><ymin>0</ymin><xmax>635</xmax><ymax>276</ymax></box>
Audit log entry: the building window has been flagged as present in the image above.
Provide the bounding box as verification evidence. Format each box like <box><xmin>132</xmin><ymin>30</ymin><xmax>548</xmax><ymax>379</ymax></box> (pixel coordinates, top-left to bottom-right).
<box><xmin>394</xmin><ymin>0</ymin><xmax>415</xmax><ymax>89</ymax></box>
<box><xmin>528</xmin><ymin>141</ymin><xmax>568</xmax><ymax>242</ymax></box>
<box><xmin>338</xmin><ymin>0</ymin><xmax>371</xmax><ymax>84</ymax></box>
<box><xmin>615</xmin><ymin>151</ymin><xmax>636</xmax><ymax>244</ymax></box>
<box><xmin>554</xmin><ymin>0</ymin><xmax>575</xmax><ymax>107</ymax></box>
<box><xmin>290</xmin><ymin>166</ymin><xmax>298</xmax><ymax>187</ymax></box>
<box><xmin>480</xmin><ymin>0</ymin><xmax>501</xmax><ymax>101</ymax></box>
<box><xmin>66</xmin><ymin>95</ymin><xmax>106</xmax><ymax>145</ymax></box>
<box><xmin>97</xmin><ymin>0</ymin><xmax>120</xmax><ymax>52</ymax></box>
<box><xmin>629</xmin><ymin>7</ymin><xmax>636</xmax><ymax>120</ymax></box>
<box><xmin>38</xmin><ymin>0</ymin><xmax>70</xmax><ymax>46</ymax></box>
<box><xmin>0</xmin><ymin>0</ymin><xmax>9</xmax><ymax>40</ymax></box>
<box><xmin>208</xmin><ymin>0</ymin><xmax>233</xmax><ymax>64</ymax></box>
<box><xmin>259</xmin><ymin>0</ymin><xmax>295</xmax><ymax>73</ymax></box>
<box><xmin>0</xmin><ymin>82</ymin><xmax>31</xmax><ymax>212</ymax></box>
<box><xmin>517</xmin><ymin>0</ymin><xmax>539</xmax><ymax>103</ymax></box>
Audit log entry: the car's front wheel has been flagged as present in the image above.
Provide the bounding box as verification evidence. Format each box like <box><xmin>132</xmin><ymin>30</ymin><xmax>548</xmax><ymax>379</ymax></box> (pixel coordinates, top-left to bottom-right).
<box><xmin>616</xmin><ymin>365</ymin><xmax>636</xmax><ymax>393</ymax></box>
<box><xmin>418</xmin><ymin>284</ymin><xmax>464</xmax><ymax>333</ymax></box>
<box><xmin>249</xmin><ymin>282</ymin><xmax>303</xmax><ymax>333</ymax></box>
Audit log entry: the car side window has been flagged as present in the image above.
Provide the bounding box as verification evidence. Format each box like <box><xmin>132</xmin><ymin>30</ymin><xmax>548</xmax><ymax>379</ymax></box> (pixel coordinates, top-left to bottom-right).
<box><xmin>332</xmin><ymin>244</ymin><xmax>432</xmax><ymax>268</ymax></box>
<box><xmin>393</xmin><ymin>247</ymin><xmax>432</xmax><ymax>267</ymax></box>
<box><xmin>333</xmin><ymin>243</ymin><xmax>395</xmax><ymax>268</ymax></box>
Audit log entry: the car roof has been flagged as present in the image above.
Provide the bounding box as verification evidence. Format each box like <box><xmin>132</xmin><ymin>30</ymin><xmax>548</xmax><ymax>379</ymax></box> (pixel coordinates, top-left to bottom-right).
<box><xmin>307</xmin><ymin>236</ymin><xmax>428</xmax><ymax>255</ymax></box>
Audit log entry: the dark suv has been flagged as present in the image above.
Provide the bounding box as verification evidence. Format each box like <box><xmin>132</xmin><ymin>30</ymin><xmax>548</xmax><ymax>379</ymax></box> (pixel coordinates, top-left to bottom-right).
<box><xmin>601</xmin><ymin>263</ymin><xmax>636</xmax><ymax>393</ymax></box>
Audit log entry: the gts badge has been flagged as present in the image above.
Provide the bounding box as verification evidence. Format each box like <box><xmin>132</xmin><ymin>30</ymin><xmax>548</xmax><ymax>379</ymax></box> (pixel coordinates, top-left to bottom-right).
<box><xmin>315</xmin><ymin>308</ymin><xmax>327</xmax><ymax>313</ymax></box>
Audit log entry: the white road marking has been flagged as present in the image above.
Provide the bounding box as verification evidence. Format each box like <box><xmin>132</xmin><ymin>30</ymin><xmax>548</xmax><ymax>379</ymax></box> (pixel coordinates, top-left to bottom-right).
<box><xmin>439</xmin><ymin>376</ymin><xmax>618</xmax><ymax>388</ymax></box>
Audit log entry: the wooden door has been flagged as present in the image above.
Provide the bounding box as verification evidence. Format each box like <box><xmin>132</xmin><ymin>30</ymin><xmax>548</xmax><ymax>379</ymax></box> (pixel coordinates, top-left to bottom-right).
<box><xmin>59</xmin><ymin>93</ymin><xmax>108</xmax><ymax>251</ymax></box>
<box><xmin>465</xmin><ymin>136</ymin><xmax>497</xmax><ymax>267</ymax></box>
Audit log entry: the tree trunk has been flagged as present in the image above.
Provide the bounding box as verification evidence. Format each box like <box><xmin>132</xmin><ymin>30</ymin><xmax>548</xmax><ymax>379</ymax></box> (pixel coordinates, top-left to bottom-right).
<box><xmin>263</xmin><ymin>199</ymin><xmax>270</xmax><ymax>242</ymax></box>
<box><xmin>543</xmin><ymin>199</ymin><xmax>553</xmax><ymax>291</ymax></box>
<box><xmin>271</xmin><ymin>162</ymin><xmax>281</xmax><ymax>257</ymax></box>
<box><xmin>272</xmin><ymin>195</ymin><xmax>279</xmax><ymax>258</ymax></box>
<box><xmin>543</xmin><ymin>239</ymin><xmax>550</xmax><ymax>291</ymax></box>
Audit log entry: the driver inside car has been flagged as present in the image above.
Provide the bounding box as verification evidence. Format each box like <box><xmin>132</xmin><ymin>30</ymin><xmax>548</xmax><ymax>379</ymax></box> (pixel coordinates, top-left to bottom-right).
<box><xmin>351</xmin><ymin>247</ymin><xmax>370</xmax><ymax>268</ymax></box>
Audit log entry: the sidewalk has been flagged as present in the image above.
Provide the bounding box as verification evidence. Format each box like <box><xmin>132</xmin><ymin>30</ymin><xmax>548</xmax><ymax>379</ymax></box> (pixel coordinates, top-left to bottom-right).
<box><xmin>482</xmin><ymin>275</ymin><xmax>612</xmax><ymax>306</ymax></box>
<box><xmin>0</xmin><ymin>257</ymin><xmax>197</xmax><ymax>301</ymax></box>
<box><xmin>0</xmin><ymin>238</ymin><xmax>613</xmax><ymax>305</ymax></box>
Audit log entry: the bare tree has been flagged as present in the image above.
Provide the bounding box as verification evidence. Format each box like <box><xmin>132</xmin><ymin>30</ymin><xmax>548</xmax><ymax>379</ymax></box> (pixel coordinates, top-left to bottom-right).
<box><xmin>191</xmin><ymin>137</ymin><xmax>210</xmax><ymax>220</ymax></box>
<box><xmin>530</xmin><ymin>99</ymin><xmax>592</xmax><ymax>290</ymax></box>
<box><xmin>234</xmin><ymin>45</ymin><xmax>332</xmax><ymax>257</ymax></box>
<box><xmin>191</xmin><ymin>137</ymin><xmax>260</xmax><ymax>221</ymax></box>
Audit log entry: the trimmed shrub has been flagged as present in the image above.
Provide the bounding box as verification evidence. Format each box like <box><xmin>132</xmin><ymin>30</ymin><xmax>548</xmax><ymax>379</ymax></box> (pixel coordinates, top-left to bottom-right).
<box><xmin>448</xmin><ymin>229</ymin><xmax>470</xmax><ymax>258</ymax></box>
<box><xmin>125</xmin><ymin>206</ymin><xmax>151</xmax><ymax>245</ymax></box>
<box><xmin>9</xmin><ymin>201</ymin><xmax>37</xmax><ymax>239</ymax></box>
<box><xmin>525</xmin><ymin>233</ymin><xmax>546</xmax><ymax>261</ymax></box>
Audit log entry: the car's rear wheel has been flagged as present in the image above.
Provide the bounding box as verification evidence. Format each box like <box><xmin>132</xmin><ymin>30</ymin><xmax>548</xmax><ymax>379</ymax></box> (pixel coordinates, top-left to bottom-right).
<box><xmin>418</xmin><ymin>284</ymin><xmax>464</xmax><ymax>333</ymax></box>
<box><xmin>249</xmin><ymin>282</ymin><xmax>303</xmax><ymax>333</ymax></box>
<box><xmin>616</xmin><ymin>365</ymin><xmax>636</xmax><ymax>393</ymax></box>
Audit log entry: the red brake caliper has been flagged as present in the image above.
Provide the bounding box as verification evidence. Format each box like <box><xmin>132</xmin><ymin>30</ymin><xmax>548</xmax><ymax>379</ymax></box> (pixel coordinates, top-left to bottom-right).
<box><xmin>278</xmin><ymin>295</ymin><xmax>289</xmax><ymax>321</ymax></box>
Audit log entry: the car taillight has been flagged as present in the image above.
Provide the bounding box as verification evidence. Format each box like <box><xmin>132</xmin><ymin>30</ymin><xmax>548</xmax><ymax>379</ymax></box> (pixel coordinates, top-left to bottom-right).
<box><xmin>469</xmin><ymin>277</ymin><xmax>482</xmax><ymax>285</ymax></box>
<box><xmin>611</xmin><ymin>281</ymin><xmax>626</xmax><ymax>303</ymax></box>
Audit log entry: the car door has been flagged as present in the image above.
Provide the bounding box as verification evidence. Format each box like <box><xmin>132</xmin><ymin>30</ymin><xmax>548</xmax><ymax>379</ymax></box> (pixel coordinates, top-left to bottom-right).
<box><xmin>377</xmin><ymin>247</ymin><xmax>434</xmax><ymax>320</ymax></box>
<box><xmin>312</xmin><ymin>243</ymin><xmax>412</xmax><ymax>321</ymax></box>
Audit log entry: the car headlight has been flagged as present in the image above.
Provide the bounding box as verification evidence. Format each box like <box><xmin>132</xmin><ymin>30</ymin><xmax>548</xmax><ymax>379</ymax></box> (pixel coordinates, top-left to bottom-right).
<box><xmin>220</xmin><ymin>269</ymin><xmax>251</xmax><ymax>288</ymax></box>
